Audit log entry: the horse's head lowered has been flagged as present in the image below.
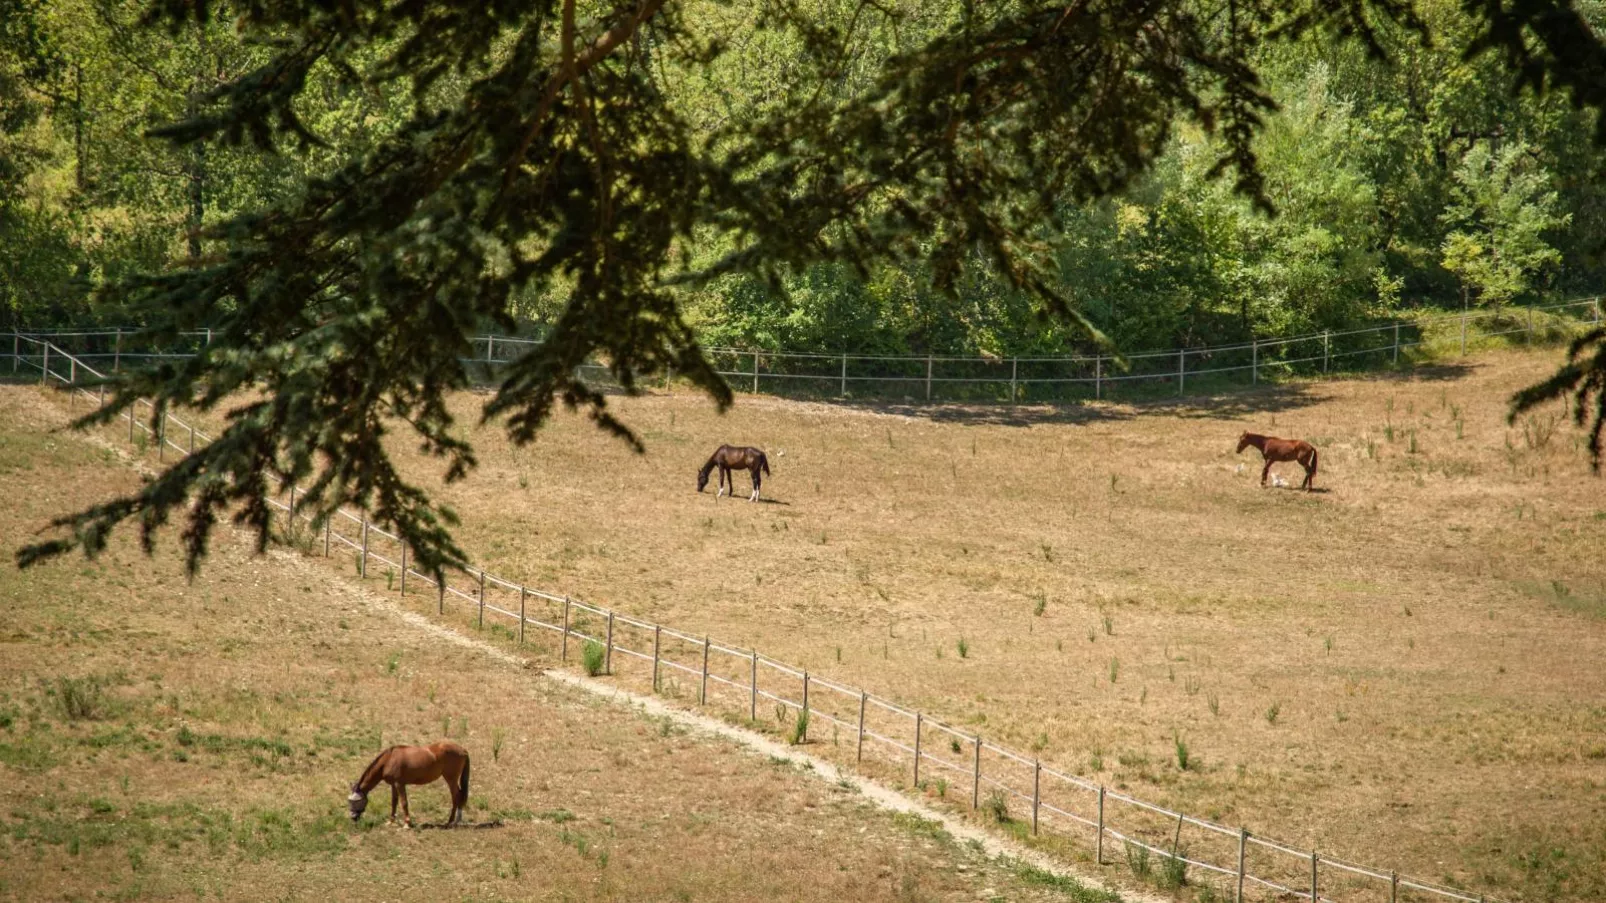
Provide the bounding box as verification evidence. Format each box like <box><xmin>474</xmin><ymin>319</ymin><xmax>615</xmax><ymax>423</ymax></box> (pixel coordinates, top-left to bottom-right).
<box><xmin>1235</xmin><ymin>432</ymin><xmax>1254</xmax><ymax>454</ymax></box>
<box><xmin>347</xmin><ymin>785</ymin><xmax>369</xmax><ymax>822</ymax></box>
<box><xmin>697</xmin><ymin>469</ymin><xmax>710</xmax><ymax>492</ymax></box>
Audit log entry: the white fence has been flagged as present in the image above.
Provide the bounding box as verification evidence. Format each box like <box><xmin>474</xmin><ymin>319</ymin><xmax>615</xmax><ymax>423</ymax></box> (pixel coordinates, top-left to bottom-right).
<box><xmin>10</xmin><ymin>295</ymin><xmax>1602</xmax><ymax>403</ymax></box>
<box><xmin>14</xmin><ymin>333</ymin><xmax>1513</xmax><ymax>903</ymax></box>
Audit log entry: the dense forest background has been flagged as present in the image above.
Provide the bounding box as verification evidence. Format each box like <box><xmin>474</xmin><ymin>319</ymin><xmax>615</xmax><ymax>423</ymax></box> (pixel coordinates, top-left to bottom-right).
<box><xmin>2</xmin><ymin>0</ymin><xmax>1602</xmax><ymax>357</ymax></box>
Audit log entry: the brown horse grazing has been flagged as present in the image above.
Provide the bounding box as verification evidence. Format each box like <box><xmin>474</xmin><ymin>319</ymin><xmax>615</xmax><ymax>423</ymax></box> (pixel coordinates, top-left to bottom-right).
<box><xmin>1236</xmin><ymin>432</ymin><xmax>1320</xmax><ymax>490</ymax></box>
<box><xmin>347</xmin><ymin>742</ymin><xmax>470</xmax><ymax>828</ymax></box>
<box><xmin>697</xmin><ymin>445</ymin><xmax>771</xmax><ymax>501</ymax></box>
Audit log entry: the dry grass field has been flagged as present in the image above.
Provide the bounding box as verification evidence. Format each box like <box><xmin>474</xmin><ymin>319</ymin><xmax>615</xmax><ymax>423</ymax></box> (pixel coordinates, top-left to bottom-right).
<box><xmin>0</xmin><ymin>386</ymin><xmax>1119</xmax><ymax>902</ymax></box>
<box><xmin>336</xmin><ymin>347</ymin><xmax>1605</xmax><ymax>902</ymax></box>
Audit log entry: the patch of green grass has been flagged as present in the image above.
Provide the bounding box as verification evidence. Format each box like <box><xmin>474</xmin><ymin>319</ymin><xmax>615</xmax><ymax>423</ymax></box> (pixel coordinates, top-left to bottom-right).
<box><xmin>889</xmin><ymin>811</ymin><xmax>951</xmax><ymax>843</ymax></box>
<box><xmin>582</xmin><ymin>639</ymin><xmax>606</xmax><ymax>677</ymax></box>
<box><xmin>1012</xmin><ymin>862</ymin><xmax>1122</xmax><ymax>902</ymax></box>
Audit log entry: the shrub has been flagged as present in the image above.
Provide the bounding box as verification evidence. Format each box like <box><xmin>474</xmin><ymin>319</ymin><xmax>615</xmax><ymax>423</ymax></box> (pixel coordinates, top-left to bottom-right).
<box><xmin>1125</xmin><ymin>841</ymin><xmax>1152</xmax><ymax>879</ymax></box>
<box><xmin>58</xmin><ymin>676</ymin><xmax>104</xmax><ymax>721</ymax></box>
<box><xmin>956</xmin><ymin>637</ymin><xmax>969</xmax><ymax>659</ymax></box>
<box><xmin>789</xmin><ymin>710</ymin><xmax>809</xmax><ymax>746</ymax></box>
<box><xmin>1265</xmin><ymin>701</ymin><xmax>1281</xmax><ymax>725</ymax></box>
<box><xmin>582</xmin><ymin>640</ymin><xmax>606</xmax><ymax>677</ymax></box>
<box><xmin>1174</xmin><ymin>735</ymin><xmax>1191</xmax><ymax>771</ymax></box>
<box><xmin>1160</xmin><ymin>849</ymin><xmax>1189</xmax><ymax>888</ymax></box>
<box><xmin>984</xmin><ymin>789</ymin><xmax>1010</xmax><ymax>823</ymax></box>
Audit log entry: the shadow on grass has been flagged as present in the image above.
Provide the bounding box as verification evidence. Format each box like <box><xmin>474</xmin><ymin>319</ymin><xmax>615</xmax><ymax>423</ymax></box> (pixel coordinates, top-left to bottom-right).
<box><xmin>416</xmin><ymin>819</ymin><xmax>506</xmax><ymax>831</ymax></box>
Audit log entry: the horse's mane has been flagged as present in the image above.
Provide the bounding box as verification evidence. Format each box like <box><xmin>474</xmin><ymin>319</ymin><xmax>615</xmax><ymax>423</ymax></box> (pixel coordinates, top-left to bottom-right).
<box><xmin>355</xmin><ymin>746</ymin><xmax>396</xmax><ymax>790</ymax></box>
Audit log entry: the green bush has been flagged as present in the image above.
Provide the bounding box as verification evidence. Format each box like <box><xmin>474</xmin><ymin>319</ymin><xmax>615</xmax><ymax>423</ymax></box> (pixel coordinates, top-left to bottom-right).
<box><xmin>581</xmin><ymin>640</ymin><xmax>606</xmax><ymax>677</ymax></box>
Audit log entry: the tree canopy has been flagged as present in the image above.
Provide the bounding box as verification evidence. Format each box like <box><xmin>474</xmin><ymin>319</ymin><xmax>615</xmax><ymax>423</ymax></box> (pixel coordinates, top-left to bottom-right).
<box><xmin>11</xmin><ymin>0</ymin><xmax>1606</xmax><ymax>576</ymax></box>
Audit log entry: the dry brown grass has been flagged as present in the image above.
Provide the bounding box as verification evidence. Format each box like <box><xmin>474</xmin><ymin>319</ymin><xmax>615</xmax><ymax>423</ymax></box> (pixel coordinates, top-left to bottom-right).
<box><xmin>0</xmin><ymin>386</ymin><xmax>1108</xmax><ymax>903</ymax></box>
<box><xmin>336</xmin><ymin>347</ymin><xmax>1606</xmax><ymax>902</ymax></box>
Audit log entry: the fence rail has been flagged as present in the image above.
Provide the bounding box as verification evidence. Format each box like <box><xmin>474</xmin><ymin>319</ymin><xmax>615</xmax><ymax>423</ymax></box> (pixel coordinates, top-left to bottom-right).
<box><xmin>13</xmin><ymin>332</ymin><xmax>1514</xmax><ymax>903</ymax></box>
<box><xmin>10</xmin><ymin>295</ymin><xmax>1602</xmax><ymax>404</ymax></box>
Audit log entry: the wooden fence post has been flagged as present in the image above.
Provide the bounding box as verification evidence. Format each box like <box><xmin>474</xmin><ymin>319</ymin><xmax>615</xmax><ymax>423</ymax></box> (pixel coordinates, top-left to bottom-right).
<box><xmin>1236</xmin><ymin>828</ymin><xmax>1248</xmax><ymax>903</ymax></box>
<box><xmin>324</xmin><ymin>516</ymin><xmax>331</xmax><ymax>557</ymax></box>
<box><xmin>1251</xmin><ymin>340</ymin><xmax>1258</xmax><ymax>385</ymax></box>
<box><xmin>699</xmin><ymin>635</ymin><xmax>710</xmax><ymax>703</ymax></box>
<box><xmin>359</xmin><ymin>515</ymin><xmax>368</xmax><ymax>578</ymax></box>
<box><xmin>1094</xmin><ymin>356</ymin><xmax>1102</xmax><ymax>400</ymax></box>
<box><xmin>486</xmin><ymin>336</ymin><xmax>494</xmax><ymax>362</ymax></box>
<box><xmin>925</xmin><ymin>355</ymin><xmax>933</xmax><ymax>401</ymax></box>
<box><xmin>157</xmin><ymin>412</ymin><xmax>164</xmax><ymax>462</ymax></box>
<box><xmin>1311</xmin><ymin>850</ymin><xmax>1319</xmax><ymax>903</ymax></box>
<box><xmin>518</xmin><ymin>587</ymin><xmax>526</xmax><ymax>645</ymax></box>
<box><xmin>1528</xmin><ymin>301</ymin><xmax>1535</xmax><ymax>338</ymax></box>
<box><xmin>1393</xmin><ymin>322</ymin><xmax>1401</xmax><ymax>364</ymax></box>
<box><xmin>856</xmin><ymin>692</ymin><xmax>867</xmax><ymax>764</ymax></box>
<box><xmin>1031</xmin><ymin>760</ymin><xmax>1041</xmax><ymax>834</ymax></box>
<box><xmin>13</xmin><ymin>333</ymin><xmax>20</xmax><ymax>373</ymax></box>
<box><xmin>112</xmin><ymin>328</ymin><xmax>121</xmax><ymax>373</ymax></box>
<box><xmin>1096</xmin><ymin>786</ymin><xmax>1106</xmax><ymax>864</ymax></box>
<box><xmin>188</xmin><ymin>424</ymin><xmax>195</xmax><ymax>454</ymax></box>
<box><xmin>651</xmin><ymin>625</ymin><xmax>661</xmax><ymax>691</ymax></box>
<box><xmin>561</xmin><ymin>597</ymin><xmax>571</xmax><ymax>661</ymax></box>
<box><xmin>1323</xmin><ymin>330</ymin><xmax>1330</xmax><ymax>372</ymax></box>
<box><xmin>800</xmin><ymin>671</ymin><xmax>810</xmax><ymax>742</ymax></box>
<box><xmin>128</xmin><ymin>402</ymin><xmax>136</xmax><ymax>443</ymax></box>
<box><xmin>1390</xmin><ymin>871</ymin><xmax>1398</xmax><ymax>903</ymax></box>
<box><xmin>40</xmin><ymin>343</ymin><xmax>48</xmax><ymax>385</ymax></box>
<box><xmin>1009</xmin><ymin>358</ymin><xmax>1018</xmax><ymax>403</ymax></box>
<box><xmin>205</xmin><ymin>327</ymin><xmax>212</xmax><ymax>346</ymax></box>
<box><xmin>1177</xmin><ymin>348</ymin><xmax>1185</xmax><ymax>396</ymax></box>
<box><xmin>477</xmin><ymin>570</ymin><xmax>486</xmax><ymax>629</ymax></box>
<box><xmin>913</xmin><ymin>712</ymin><xmax>922</xmax><ymax>786</ymax></box>
<box><xmin>840</xmin><ymin>353</ymin><xmax>848</xmax><ymax>397</ymax></box>
<box><xmin>751</xmin><ymin>352</ymin><xmax>759</xmax><ymax>393</ymax></box>
<box><xmin>749</xmin><ymin>650</ymin><xmax>758</xmax><ymax>720</ymax></box>
<box><xmin>400</xmin><ymin>540</ymin><xmax>407</xmax><ymax>594</ymax></box>
<box><xmin>437</xmin><ymin>581</ymin><xmax>444</xmax><ymax>615</ymax></box>
<box><xmin>1461</xmin><ymin>308</ymin><xmax>1468</xmax><ymax>355</ymax></box>
<box><xmin>605</xmin><ymin>612</ymin><xmax>615</xmax><ymax>674</ymax></box>
<box><xmin>971</xmin><ymin>736</ymin><xmax>982</xmax><ymax>810</ymax></box>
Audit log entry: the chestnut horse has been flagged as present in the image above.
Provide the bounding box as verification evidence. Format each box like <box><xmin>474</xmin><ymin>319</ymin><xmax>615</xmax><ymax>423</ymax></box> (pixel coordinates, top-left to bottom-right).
<box><xmin>697</xmin><ymin>445</ymin><xmax>770</xmax><ymax>501</ymax></box>
<box><xmin>347</xmin><ymin>742</ymin><xmax>470</xmax><ymax>827</ymax></box>
<box><xmin>1236</xmin><ymin>432</ymin><xmax>1320</xmax><ymax>490</ymax></box>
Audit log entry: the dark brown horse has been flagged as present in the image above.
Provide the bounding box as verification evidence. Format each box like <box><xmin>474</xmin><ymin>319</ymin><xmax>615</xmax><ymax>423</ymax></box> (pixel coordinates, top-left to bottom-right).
<box><xmin>697</xmin><ymin>445</ymin><xmax>771</xmax><ymax>501</ymax></box>
<box><xmin>1236</xmin><ymin>432</ymin><xmax>1319</xmax><ymax>490</ymax></box>
<box><xmin>347</xmin><ymin>742</ymin><xmax>470</xmax><ymax>827</ymax></box>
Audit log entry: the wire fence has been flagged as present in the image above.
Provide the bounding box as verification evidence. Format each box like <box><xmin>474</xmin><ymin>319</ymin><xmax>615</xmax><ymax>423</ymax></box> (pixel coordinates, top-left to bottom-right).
<box><xmin>13</xmin><ymin>333</ymin><xmax>1515</xmax><ymax>903</ymax></box>
<box><xmin>9</xmin><ymin>295</ymin><xmax>1602</xmax><ymax>404</ymax></box>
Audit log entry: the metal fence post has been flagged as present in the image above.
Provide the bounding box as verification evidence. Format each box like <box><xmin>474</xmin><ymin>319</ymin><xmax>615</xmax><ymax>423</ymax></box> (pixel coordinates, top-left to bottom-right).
<box><xmin>651</xmin><ymin>625</ymin><xmax>661</xmax><ymax>690</ymax></box>
<box><xmin>1251</xmin><ymin>340</ymin><xmax>1258</xmax><ymax>385</ymax></box>
<box><xmin>749</xmin><ymin>650</ymin><xmax>758</xmax><ymax>720</ymax></box>
<box><xmin>1009</xmin><ymin>358</ymin><xmax>1018</xmax><ymax>403</ymax></box>
<box><xmin>1393</xmin><ymin>322</ymin><xmax>1401</xmax><ymax>364</ymax></box>
<box><xmin>751</xmin><ymin>352</ymin><xmax>759</xmax><ymax>393</ymax></box>
<box><xmin>1094</xmin><ymin>356</ymin><xmax>1102</xmax><ymax>400</ymax></box>
<box><xmin>323</xmin><ymin>516</ymin><xmax>331</xmax><ymax>557</ymax></box>
<box><xmin>359</xmin><ymin>516</ymin><xmax>369</xmax><ymax>578</ymax></box>
<box><xmin>40</xmin><ymin>343</ymin><xmax>48</xmax><ymax>385</ymax></box>
<box><xmin>1177</xmin><ymin>349</ymin><xmax>1185</xmax><ymax>396</ymax></box>
<box><xmin>1097</xmin><ymin>786</ymin><xmax>1106</xmax><ymax>864</ymax></box>
<box><xmin>1236</xmin><ymin>828</ymin><xmax>1248</xmax><ymax>903</ymax></box>
<box><xmin>487</xmin><ymin>336</ymin><xmax>494</xmax><ymax>362</ymax></box>
<box><xmin>971</xmin><ymin>737</ymin><xmax>982</xmax><ymax>809</ymax></box>
<box><xmin>112</xmin><ymin>328</ymin><xmax>121</xmax><ymax>373</ymax></box>
<box><xmin>518</xmin><ymin>586</ymin><xmax>526</xmax><ymax>644</ymax></box>
<box><xmin>477</xmin><ymin>570</ymin><xmax>486</xmax><ymax>629</ymax></box>
<box><xmin>856</xmin><ymin>692</ymin><xmax>867</xmax><ymax>764</ymax></box>
<box><xmin>1311</xmin><ymin>850</ymin><xmax>1319</xmax><ymax>903</ymax></box>
<box><xmin>840</xmin><ymin>353</ymin><xmax>847</xmax><ymax>397</ymax></box>
<box><xmin>400</xmin><ymin>540</ymin><xmax>407</xmax><ymax>594</ymax></box>
<box><xmin>561</xmin><ymin>597</ymin><xmax>571</xmax><ymax>661</ymax></box>
<box><xmin>925</xmin><ymin>355</ymin><xmax>933</xmax><ymax>401</ymax></box>
<box><xmin>604</xmin><ymin>612</ymin><xmax>615</xmax><ymax>674</ymax></box>
<box><xmin>699</xmin><ymin>635</ymin><xmax>710</xmax><ymax>702</ymax></box>
<box><xmin>1323</xmin><ymin>330</ymin><xmax>1330</xmax><ymax>372</ymax></box>
<box><xmin>1032</xmin><ymin>760</ymin><xmax>1041</xmax><ymax>835</ymax></box>
<box><xmin>11</xmin><ymin>333</ymin><xmax>18</xmax><ymax>373</ymax></box>
<box><xmin>800</xmin><ymin>671</ymin><xmax>810</xmax><ymax>742</ymax></box>
<box><xmin>204</xmin><ymin>327</ymin><xmax>211</xmax><ymax>346</ymax></box>
<box><xmin>913</xmin><ymin>712</ymin><xmax>922</xmax><ymax>786</ymax></box>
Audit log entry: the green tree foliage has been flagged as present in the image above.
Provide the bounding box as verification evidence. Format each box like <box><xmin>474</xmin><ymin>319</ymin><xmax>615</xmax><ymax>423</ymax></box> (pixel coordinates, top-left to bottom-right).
<box><xmin>14</xmin><ymin>0</ymin><xmax>1606</xmax><ymax>574</ymax></box>
<box><xmin>1440</xmin><ymin>141</ymin><xmax>1570</xmax><ymax>309</ymax></box>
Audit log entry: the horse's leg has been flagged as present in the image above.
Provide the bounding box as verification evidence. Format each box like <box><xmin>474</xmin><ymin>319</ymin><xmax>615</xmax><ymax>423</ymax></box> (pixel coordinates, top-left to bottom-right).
<box><xmin>400</xmin><ymin>785</ymin><xmax>412</xmax><ymax>828</ymax></box>
<box><xmin>717</xmin><ymin>466</ymin><xmax>727</xmax><ymax>498</ymax></box>
<box><xmin>444</xmin><ymin>772</ymin><xmax>460</xmax><ymax>826</ymax></box>
<box><xmin>750</xmin><ymin>466</ymin><xmax>760</xmax><ymax>502</ymax></box>
<box><xmin>389</xmin><ymin>783</ymin><xmax>399</xmax><ymax>825</ymax></box>
<box><xmin>1261</xmin><ymin>459</ymin><xmax>1272</xmax><ymax>486</ymax></box>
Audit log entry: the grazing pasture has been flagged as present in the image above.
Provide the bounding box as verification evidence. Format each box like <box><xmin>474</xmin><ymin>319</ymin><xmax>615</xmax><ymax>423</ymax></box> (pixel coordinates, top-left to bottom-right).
<box><xmin>0</xmin><ymin>387</ymin><xmax>1106</xmax><ymax>903</ymax></box>
<box><xmin>374</xmin><ymin>347</ymin><xmax>1605</xmax><ymax>902</ymax></box>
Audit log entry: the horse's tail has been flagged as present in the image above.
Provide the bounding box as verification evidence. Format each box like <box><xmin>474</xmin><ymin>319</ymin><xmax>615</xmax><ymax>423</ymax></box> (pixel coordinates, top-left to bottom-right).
<box><xmin>458</xmin><ymin>752</ymin><xmax>471</xmax><ymax>809</ymax></box>
<box><xmin>759</xmin><ymin>452</ymin><xmax>770</xmax><ymax>476</ymax></box>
